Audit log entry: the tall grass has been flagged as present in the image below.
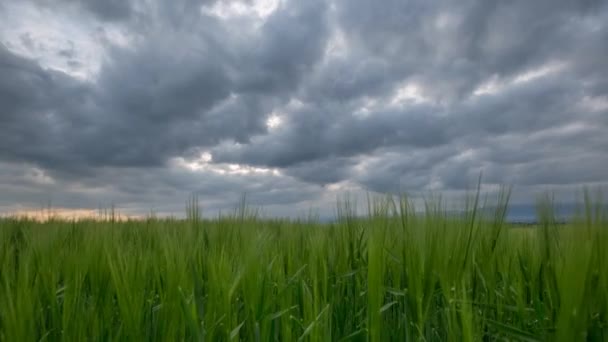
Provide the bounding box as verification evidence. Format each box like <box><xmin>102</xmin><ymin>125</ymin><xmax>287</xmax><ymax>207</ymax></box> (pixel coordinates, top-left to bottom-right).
<box><xmin>0</xmin><ymin>190</ymin><xmax>606</xmax><ymax>341</ymax></box>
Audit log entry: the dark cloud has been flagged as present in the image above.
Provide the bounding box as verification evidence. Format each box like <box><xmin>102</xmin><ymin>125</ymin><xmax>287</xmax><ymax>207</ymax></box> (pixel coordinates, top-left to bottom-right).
<box><xmin>211</xmin><ymin>102</ymin><xmax>452</xmax><ymax>169</ymax></box>
<box><xmin>0</xmin><ymin>160</ymin><xmax>325</xmax><ymax>217</ymax></box>
<box><xmin>74</xmin><ymin>0</ymin><xmax>328</xmax><ymax>168</ymax></box>
<box><xmin>352</xmin><ymin>147</ymin><xmax>458</xmax><ymax>193</ymax></box>
<box><xmin>78</xmin><ymin>0</ymin><xmax>133</xmax><ymax>21</ymax></box>
<box><xmin>284</xmin><ymin>158</ymin><xmax>356</xmax><ymax>186</ymax></box>
<box><xmin>235</xmin><ymin>0</ymin><xmax>329</xmax><ymax>94</ymax></box>
<box><xmin>19</xmin><ymin>33</ymin><xmax>35</xmax><ymax>51</ymax></box>
<box><xmin>66</xmin><ymin>60</ymin><xmax>81</xmax><ymax>68</ymax></box>
<box><xmin>333</xmin><ymin>0</ymin><xmax>606</xmax><ymax>101</ymax></box>
<box><xmin>0</xmin><ymin>0</ymin><xmax>607</xmax><ymax>215</ymax></box>
<box><xmin>1</xmin><ymin>0</ymin><xmax>329</xmax><ymax>170</ymax></box>
<box><xmin>456</xmin><ymin>75</ymin><xmax>585</xmax><ymax>136</ymax></box>
<box><xmin>57</xmin><ymin>41</ymin><xmax>76</xmax><ymax>59</ymax></box>
<box><xmin>29</xmin><ymin>0</ymin><xmax>134</xmax><ymax>21</ymax></box>
<box><xmin>0</xmin><ymin>44</ymin><xmax>87</xmax><ymax>169</ymax></box>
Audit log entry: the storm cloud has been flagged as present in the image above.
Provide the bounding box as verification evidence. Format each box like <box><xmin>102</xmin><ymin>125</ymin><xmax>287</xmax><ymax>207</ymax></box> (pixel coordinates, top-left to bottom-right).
<box><xmin>1</xmin><ymin>0</ymin><xmax>607</xmax><ymax>217</ymax></box>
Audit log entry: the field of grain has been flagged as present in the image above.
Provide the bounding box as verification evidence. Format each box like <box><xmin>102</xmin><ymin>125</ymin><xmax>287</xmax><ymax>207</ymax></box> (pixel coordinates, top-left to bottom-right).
<box><xmin>0</xmin><ymin>192</ymin><xmax>606</xmax><ymax>341</ymax></box>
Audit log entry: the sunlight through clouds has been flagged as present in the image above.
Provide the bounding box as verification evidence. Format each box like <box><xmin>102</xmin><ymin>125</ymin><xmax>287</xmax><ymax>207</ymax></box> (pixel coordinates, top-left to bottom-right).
<box><xmin>201</xmin><ymin>0</ymin><xmax>280</xmax><ymax>23</ymax></box>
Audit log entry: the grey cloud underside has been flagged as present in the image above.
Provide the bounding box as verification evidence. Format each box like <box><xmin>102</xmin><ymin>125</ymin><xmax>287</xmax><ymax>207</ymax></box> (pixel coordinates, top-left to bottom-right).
<box><xmin>0</xmin><ymin>161</ymin><xmax>322</xmax><ymax>216</ymax></box>
<box><xmin>31</xmin><ymin>0</ymin><xmax>134</xmax><ymax>21</ymax></box>
<box><xmin>0</xmin><ymin>0</ymin><xmax>607</xmax><ymax>213</ymax></box>
<box><xmin>1</xmin><ymin>0</ymin><xmax>329</xmax><ymax>170</ymax></box>
<box><xmin>213</xmin><ymin>0</ymin><xmax>608</xmax><ymax>190</ymax></box>
<box><xmin>336</xmin><ymin>0</ymin><xmax>604</xmax><ymax>98</ymax></box>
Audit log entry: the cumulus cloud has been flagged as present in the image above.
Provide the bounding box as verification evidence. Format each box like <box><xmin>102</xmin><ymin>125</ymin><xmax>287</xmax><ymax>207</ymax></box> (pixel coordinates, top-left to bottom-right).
<box><xmin>0</xmin><ymin>0</ymin><xmax>607</xmax><ymax>217</ymax></box>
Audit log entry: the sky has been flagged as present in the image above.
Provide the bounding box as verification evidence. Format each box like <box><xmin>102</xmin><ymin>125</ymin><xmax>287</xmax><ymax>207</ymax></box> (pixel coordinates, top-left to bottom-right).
<box><xmin>1</xmin><ymin>0</ymin><xmax>607</xmax><ymax>219</ymax></box>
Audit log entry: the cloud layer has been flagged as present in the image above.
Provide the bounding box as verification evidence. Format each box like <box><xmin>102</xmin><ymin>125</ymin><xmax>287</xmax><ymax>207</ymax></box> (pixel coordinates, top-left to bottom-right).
<box><xmin>1</xmin><ymin>0</ymin><xmax>607</xmax><ymax>217</ymax></box>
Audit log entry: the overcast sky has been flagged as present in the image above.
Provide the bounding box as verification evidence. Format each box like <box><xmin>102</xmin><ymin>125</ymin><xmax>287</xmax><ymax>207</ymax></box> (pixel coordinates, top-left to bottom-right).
<box><xmin>1</xmin><ymin>0</ymin><xmax>607</xmax><ymax>218</ymax></box>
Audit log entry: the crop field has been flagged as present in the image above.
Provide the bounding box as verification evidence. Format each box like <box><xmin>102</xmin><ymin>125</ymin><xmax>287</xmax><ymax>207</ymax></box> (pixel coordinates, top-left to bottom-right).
<box><xmin>0</xmin><ymin>192</ymin><xmax>607</xmax><ymax>341</ymax></box>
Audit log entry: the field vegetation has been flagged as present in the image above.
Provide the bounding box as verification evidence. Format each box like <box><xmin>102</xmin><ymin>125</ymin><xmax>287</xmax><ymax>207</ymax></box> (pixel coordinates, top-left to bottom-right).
<box><xmin>0</xmin><ymin>189</ymin><xmax>606</xmax><ymax>341</ymax></box>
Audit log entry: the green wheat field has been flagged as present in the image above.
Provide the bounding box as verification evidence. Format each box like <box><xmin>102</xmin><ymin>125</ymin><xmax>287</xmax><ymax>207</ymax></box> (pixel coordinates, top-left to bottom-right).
<box><xmin>1</xmin><ymin>190</ymin><xmax>606</xmax><ymax>341</ymax></box>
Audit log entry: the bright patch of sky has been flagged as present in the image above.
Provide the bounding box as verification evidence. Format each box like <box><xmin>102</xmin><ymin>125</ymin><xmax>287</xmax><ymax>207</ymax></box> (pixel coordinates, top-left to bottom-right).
<box><xmin>473</xmin><ymin>62</ymin><xmax>566</xmax><ymax>96</ymax></box>
<box><xmin>171</xmin><ymin>154</ymin><xmax>281</xmax><ymax>176</ymax></box>
<box><xmin>0</xmin><ymin>1</ymin><xmax>132</xmax><ymax>80</ymax></box>
<box><xmin>201</xmin><ymin>0</ymin><xmax>280</xmax><ymax>25</ymax></box>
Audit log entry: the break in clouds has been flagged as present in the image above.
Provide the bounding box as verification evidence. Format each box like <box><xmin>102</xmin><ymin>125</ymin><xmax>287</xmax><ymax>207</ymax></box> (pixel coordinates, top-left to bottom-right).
<box><xmin>1</xmin><ymin>0</ymin><xmax>607</xmax><ymax>217</ymax></box>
